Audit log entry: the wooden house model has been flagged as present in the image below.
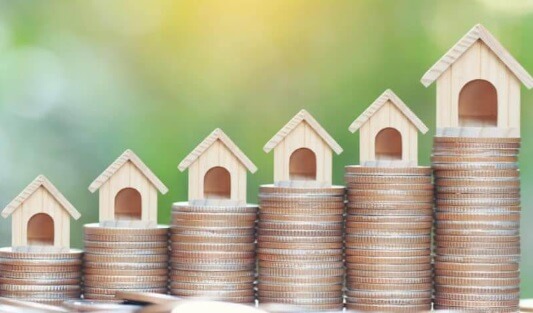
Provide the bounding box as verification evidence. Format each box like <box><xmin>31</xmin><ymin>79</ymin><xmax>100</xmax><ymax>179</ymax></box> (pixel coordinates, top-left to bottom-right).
<box><xmin>264</xmin><ymin>109</ymin><xmax>343</xmax><ymax>186</ymax></box>
<box><xmin>421</xmin><ymin>24</ymin><xmax>533</xmax><ymax>137</ymax></box>
<box><xmin>89</xmin><ymin>149</ymin><xmax>168</xmax><ymax>228</ymax></box>
<box><xmin>349</xmin><ymin>89</ymin><xmax>428</xmax><ymax>167</ymax></box>
<box><xmin>1</xmin><ymin>175</ymin><xmax>80</xmax><ymax>252</ymax></box>
<box><xmin>178</xmin><ymin>128</ymin><xmax>257</xmax><ymax>205</ymax></box>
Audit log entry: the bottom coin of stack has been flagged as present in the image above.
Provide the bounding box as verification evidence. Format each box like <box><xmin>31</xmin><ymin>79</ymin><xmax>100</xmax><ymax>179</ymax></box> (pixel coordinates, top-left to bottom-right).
<box><xmin>344</xmin><ymin>166</ymin><xmax>433</xmax><ymax>312</ymax></box>
<box><xmin>0</xmin><ymin>247</ymin><xmax>82</xmax><ymax>305</ymax></box>
<box><xmin>257</xmin><ymin>185</ymin><xmax>345</xmax><ymax>312</ymax></box>
<box><xmin>432</xmin><ymin>136</ymin><xmax>521</xmax><ymax>312</ymax></box>
<box><xmin>82</xmin><ymin>223</ymin><xmax>169</xmax><ymax>300</ymax></box>
<box><xmin>169</xmin><ymin>202</ymin><xmax>257</xmax><ymax>304</ymax></box>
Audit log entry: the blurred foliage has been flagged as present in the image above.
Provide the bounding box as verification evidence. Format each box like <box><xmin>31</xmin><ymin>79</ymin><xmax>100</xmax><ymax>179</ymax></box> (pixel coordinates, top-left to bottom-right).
<box><xmin>0</xmin><ymin>0</ymin><xmax>532</xmax><ymax>296</ymax></box>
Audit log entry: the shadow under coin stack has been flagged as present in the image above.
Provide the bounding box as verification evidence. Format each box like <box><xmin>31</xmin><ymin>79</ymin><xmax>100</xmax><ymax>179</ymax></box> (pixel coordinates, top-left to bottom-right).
<box><xmin>82</xmin><ymin>224</ymin><xmax>170</xmax><ymax>300</ymax></box>
<box><xmin>344</xmin><ymin>166</ymin><xmax>433</xmax><ymax>312</ymax></box>
<box><xmin>432</xmin><ymin>137</ymin><xmax>521</xmax><ymax>312</ymax></box>
<box><xmin>169</xmin><ymin>202</ymin><xmax>257</xmax><ymax>303</ymax></box>
<box><xmin>0</xmin><ymin>248</ymin><xmax>83</xmax><ymax>305</ymax></box>
<box><xmin>257</xmin><ymin>185</ymin><xmax>345</xmax><ymax>311</ymax></box>
<box><xmin>83</xmin><ymin>149</ymin><xmax>171</xmax><ymax>300</ymax></box>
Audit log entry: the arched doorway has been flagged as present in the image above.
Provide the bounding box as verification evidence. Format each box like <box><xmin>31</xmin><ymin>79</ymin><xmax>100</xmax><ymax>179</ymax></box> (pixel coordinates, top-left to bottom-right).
<box><xmin>115</xmin><ymin>188</ymin><xmax>142</xmax><ymax>220</ymax></box>
<box><xmin>375</xmin><ymin>127</ymin><xmax>402</xmax><ymax>160</ymax></box>
<box><xmin>289</xmin><ymin>148</ymin><xmax>317</xmax><ymax>180</ymax></box>
<box><xmin>204</xmin><ymin>167</ymin><xmax>231</xmax><ymax>199</ymax></box>
<box><xmin>27</xmin><ymin>213</ymin><xmax>54</xmax><ymax>246</ymax></box>
<box><xmin>459</xmin><ymin>79</ymin><xmax>498</xmax><ymax>127</ymax></box>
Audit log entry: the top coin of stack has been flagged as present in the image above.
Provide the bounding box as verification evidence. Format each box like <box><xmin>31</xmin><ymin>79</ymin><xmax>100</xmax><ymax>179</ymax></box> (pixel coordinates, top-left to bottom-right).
<box><xmin>344</xmin><ymin>166</ymin><xmax>433</xmax><ymax>313</ymax></box>
<box><xmin>257</xmin><ymin>184</ymin><xmax>345</xmax><ymax>312</ymax></box>
<box><xmin>82</xmin><ymin>223</ymin><xmax>170</xmax><ymax>300</ymax></box>
<box><xmin>169</xmin><ymin>202</ymin><xmax>257</xmax><ymax>304</ymax></box>
<box><xmin>0</xmin><ymin>247</ymin><xmax>83</xmax><ymax>305</ymax></box>
<box><xmin>432</xmin><ymin>137</ymin><xmax>521</xmax><ymax>312</ymax></box>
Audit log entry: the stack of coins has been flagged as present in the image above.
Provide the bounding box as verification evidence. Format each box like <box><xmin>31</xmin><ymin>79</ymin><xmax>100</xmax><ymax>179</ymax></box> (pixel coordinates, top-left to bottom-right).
<box><xmin>169</xmin><ymin>202</ymin><xmax>257</xmax><ymax>304</ymax></box>
<box><xmin>82</xmin><ymin>223</ymin><xmax>170</xmax><ymax>300</ymax></box>
<box><xmin>257</xmin><ymin>185</ymin><xmax>345</xmax><ymax>312</ymax></box>
<box><xmin>432</xmin><ymin>137</ymin><xmax>521</xmax><ymax>311</ymax></box>
<box><xmin>0</xmin><ymin>247</ymin><xmax>82</xmax><ymax>305</ymax></box>
<box><xmin>344</xmin><ymin>166</ymin><xmax>433</xmax><ymax>312</ymax></box>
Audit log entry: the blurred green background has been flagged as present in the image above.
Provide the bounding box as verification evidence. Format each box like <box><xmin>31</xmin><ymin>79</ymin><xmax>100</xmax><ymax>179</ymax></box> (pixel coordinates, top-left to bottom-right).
<box><xmin>0</xmin><ymin>0</ymin><xmax>532</xmax><ymax>296</ymax></box>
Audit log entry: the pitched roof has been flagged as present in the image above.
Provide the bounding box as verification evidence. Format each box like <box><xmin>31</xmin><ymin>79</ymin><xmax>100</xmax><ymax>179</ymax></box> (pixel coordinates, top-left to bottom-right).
<box><xmin>89</xmin><ymin>149</ymin><xmax>168</xmax><ymax>194</ymax></box>
<box><xmin>349</xmin><ymin>89</ymin><xmax>429</xmax><ymax>134</ymax></box>
<box><xmin>263</xmin><ymin>109</ymin><xmax>343</xmax><ymax>155</ymax></box>
<box><xmin>178</xmin><ymin>128</ymin><xmax>257</xmax><ymax>173</ymax></box>
<box><xmin>421</xmin><ymin>24</ymin><xmax>533</xmax><ymax>89</ymax></box>
<box><xmin>2</xmin><ymin>175</ymin><xmax>81</xmax><ymax>219</ymax></box>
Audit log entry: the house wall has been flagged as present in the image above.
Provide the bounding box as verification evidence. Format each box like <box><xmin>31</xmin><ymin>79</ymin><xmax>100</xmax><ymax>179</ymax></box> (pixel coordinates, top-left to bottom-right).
<box><xmin>273</xmin><ymin>121</ymin><xmax>333</xmax><ymax>185</ymax></box>
<box><xmin>436</xmin><ymin>40</ymin><xmax>521</xmax><ymax>136</ymax></box>
<box><xmin>11</xmin><ymin>186</ymin><xmax>71</xmax><ymax>248</ymax></box>
<box><xmin>359</xmin><ymin>100</ymin><xmax>418</xmax><ymax>165</ymax></box>
<box><xmin>188</xmin><ymin>140</ymin><xmax>247</xmax><ymax>204</ymax></box>
<box><xmin>98</xmin><ymin>161</ymin><xmax>158</xmax><ymax>224</ymax></box>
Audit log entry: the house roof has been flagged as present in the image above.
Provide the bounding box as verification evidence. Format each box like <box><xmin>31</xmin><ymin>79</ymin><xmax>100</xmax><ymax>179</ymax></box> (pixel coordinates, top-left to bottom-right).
<box><xmin>2</xmin><ymin>175</ymin><xmax>81</xmax><ymax>220</ymax></box>
<box><xmin>178</xmin><ymin>128</ymin><xmax>257</xmax><ymax>173</ymax></box>
<box><xmin>89</xmin><ymin>149</ymin><xmax>168</xmax><ymax>194</ymax></box>
<box><xmin>263</xmin><ymin>109</ymin><xmax>343</xmax><ymax>155</ymax></box>
<box><xmin>349</xmin><ymin>89</ymin><xmax>429</xmax><ymax>134</ymax></box>
<box><xmin>421</xmin><ymin>24</ymin><xmax>533</xmax><ymax>89</ymax></box>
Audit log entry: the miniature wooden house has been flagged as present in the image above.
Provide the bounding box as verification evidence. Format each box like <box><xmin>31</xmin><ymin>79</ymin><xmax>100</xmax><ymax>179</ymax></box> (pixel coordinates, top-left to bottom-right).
<box><xmin>178</xmin><ymin>128</ymin><xmax>257</xmax><ymax>205</ymax></box>
<box><xmin>89</xmin><ymin>149</ymin><xmax>168</xmax><ymax>228</ymax></box>
<box><xmin>421</xmin><ymin>24</ymin><xmax>533</xmax><ymax>137</ymax></box>
<box><xmin>1</xmin><ymin>175</ymin><xmax>80</xmax><ymax>252</ymax></box>
<box><xmin>349</xmin><ymin>89</ymin><xmax>428</xmax><ymax>167</ymax></box>
<box><xmin>263</xmin><ymin>109</ymin><xmax>343</xmax><ymax>186</ymax></box>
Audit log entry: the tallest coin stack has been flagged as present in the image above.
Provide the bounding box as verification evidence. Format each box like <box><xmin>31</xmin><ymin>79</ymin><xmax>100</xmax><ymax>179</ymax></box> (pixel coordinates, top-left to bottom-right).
<box><xmin>432</xmin><ymin>136</ymin><xmax>521</xmax><ymax>312</ymax></box>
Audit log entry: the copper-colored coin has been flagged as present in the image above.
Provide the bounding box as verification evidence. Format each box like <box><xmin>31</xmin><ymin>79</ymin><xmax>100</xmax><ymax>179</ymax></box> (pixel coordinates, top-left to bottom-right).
<box><xmin>435</xmin><ymin>285</ymin><xmax>519</xmax><ymax>295</ymax></box>
<box><xmin>435</xmin><ymin>240</ymin><xmax>520</xmax><ymax>249</ymax></box>
<box><xmin>257</xmin><ymin>296</ymin><xmax>342</xmax><ymax>305</ymax></box>
<box><xmin>259</xmin><ymin>207</ymin><xmax>345</xmax><ymax>215</ymax></box>
<box><xmin>347</xmin><ymin>208</ymin><xmax>434</xmax><ymax>216</ymax></box>
<box><xmin>347</xmin><ymin>263</ymin><xmax>432</xmax><ymax>272</ymax></box>
<box><xmin>347</xmin><ymin>194</ymin><xmax>434</xmax><ymax>202</ymax></box>
<box><xmin>260</xmin><ymin>200</ymin><xmax>345</xmax><ymax>211</ymax></box>
<box><xmin>170</xmin><ymin>226</ymin><xmax>254</xmax><ymax>235</ymax></box>
<box><xmin>258</xmin><ymin>221</ymin><xmax>342</xmax><ymax>231</ymax></box>
<box><xmin>171</xmin><ymin>242</ymin><xmax>255</xmax><ymax>252</ymax></box>
<box><xmin>257</xmin><ymin>229</ymin><xmax>343</xmax><ymax>237</ymax></box>
<box><xmin>346</xmin><ymin>235</ymin><xmax>430</xmax><ymax>244</ymax></box>
<box><xmin>434</xmin><ymin>298</ymin><xmax>519</xmax><ymax>308</ymax></box>
<box><xmin>257</xmin><ymin>242</ymin><xmax>342</xmax><ymax>250</ymax></box>
<box><xmin>347</xmin><ymin>255</ymin><xmax>431</xmax><ymax>264</ymax></box>
<box><xmin>83</xmin><ymin>281</ymin><xmax>168</xmax><ymax>289</ymax></box>
<box><xmin>0</xmin><ymin>264</ymin><xmax>81</xmax><ymax>273</ymax></box>
<box><xmin>434</xmin><ymin>228</ymin><xmax>519</xmax><ymax>236</ymax></box>
<box><xmin>345</xmin><ymin>221</ymin><xmax>433</xmax><ymax>230</ymax></box>
<box><xmin>170</xmin><ymin>263</ymin><xmax>254</xmax><ymax>271</ymax></box>
<box><xmin>436</xmin><ymin>292</ymin><xmax>519</xmax><ymax>301</ymax></box>
<box><xmin>434</xmin><ymin>169</ymin><xmax>519</xmax><ymax>178</ymax></box>
<box><xmin>434</xmin><ymin>276</ymin><xmax>520</xmax><ymax>287</ymax></box>
<box><xmin>172</xmin><ymin>201</ymin><xmax>257</xmax><ymax>213</ymax></box>
<box><xmin>259</xmin><ymin>267</ymin><xmax>344</xmax><ymax>277</ymax></box>
<box><xmin>171</xmin><ymin>289</ymin><xmax>254</xmax><ymax>297</ymax></box>
<box><xmin>0</xmin><ymin>284</ymin><xmax>81</xmax><ymax>292</ymax></box>
<box><xmin>436</xmin><ymin>186</ymin><xmax>520</xmax><ymax>194</ymax></box>
<box><xmin>173</xmin><ymin>219</ymin><xmax>255</xmax><ymax>228</ymax></box>
<box><xmin>437</xmin><ymin>192</ymin><xmax>519</xmax><ymax>200</ymax></box>
<box><xmin>346</xmin><ymin>269</ymin><xmax>432</xmax><ymax>278</ymax></box>
<box><xmin>169</xmin><ymin>270</ymin><xmax>254</xmax><ymax>278</ymax></box>
<box><xmin>83</xmin><ymin>234</ymin><xmax>168</xmax><ymax>242</ymax></box>
<box><xmin>258</xmin><ymin>260</ymin><xmax>343</xmax><ymax>269</ymax></box>
<box><xmin>257</xmin><ymin>290</ymin><xmax>343</xmax><ymax>299</ymax></box>
<box><xmin>170</xmin><ymin>257</ymin><xmax>254</xmax><ymax>265</ymax></box>
<box><xmin>345</xmin><ymin>249</ymin><xmax>430</xmax><ymax>258</ymax></box>
<box><xmin>346</xmin><ymin>297</ymin><xmax>431</xmax><ymax>305</ymax></box>
<box><xmin>436</xmin><ymin>206</ymin><xmax>521</xmax><ymax>214</ymax></box>
<box><xmin>0</xmin><ymin>248</ymin><xmax>83</xmax><ymax>260</ymax></box>
<box><xmin>170</xmin><ymin>275</ymin><xmax>254</xmax><ymax>284</ymax></box>
<box><xmin>84</xmin><ymin>268</ymin><xmax>168</xmax><ymax>276</ymax></box>
<box><xmin>84</xmin><ymin>240</ymin><xmax>169</xmax><ymax>249</ymax></box>
<box><xmin>1</xmin><ymin>271</ymin><xmax>80</xmax><ymax>279</ymax></box>
<box><xmin>346</xmin><ymin>282</ymin><xmax>432</xmax><ymax>291</ymax></box>
<box><xmin>169</xmin><ymin>282</ymin><xmax>252</xmax><ymax>291</ymax></box>
<box><xmin>170</xmin><ymin>234</ymin><xmax>254</xmax><ymax>244</ymax></box>
<box><xmin>345</xmin><ymin>242</ymin><xmax>430</xmax><ymax>250</ymax></box>
<box><xmin>436</xmin><ymin>212</ymin><xmax>520</xmax><ymax>222</ymax></box>
<box><xmin>347</xmin><ymin>189</ymin><xmax>434</xmax><ymax>198</ymax></box>
<box><xmin>434</xmin><ymin>262</ymin><xmax>519</xmax><ymax>272</ymax></box>
<box><xmin>345</xmin><ymin>290</ymin><xmax>432</xmax><ymax>299</ymax></box>
<box><xmin>436</xmin><ymin>220</ymin><xmax>520</xmax><ymax>230</ymax></box>
<box><xmin>83</xmin><ymin>275</ymin><xmax>168</xmax><ymax>283</ymax></box>
<box><xmin>349</xmin><ymin>276</ymin><xmax>432</xmax><ymax>284</ymax></box>
<box><xmin>345</xmin><ymin>175</ymin><xmax>432</xmax><ymax>184</ymax></box>
<box><xmin>435</xmin><ymin>255</ymin><xmax>520</xmax><ymax>264</ymax></box>
<box><xmin>346</xmin><ymin>227</ymin><xmax>431</xmax><ymax>236</ymax></box>
<box><xmin>257</xmin><ymin>283</ymin><xmax>342</xmax><ymax>292</ymax></box>
<box><xmin>258</xmin><ymin>236</ymin><xmax>341</xmax><ymax>244</ymax></box>
<box><xmin>347</xmin><ymin>183</ymin><xmax>433</xmax><ymax>191</ymax></box>
<box><xmin>259</xmin><ymin>213</ymin><xmax>342</xmax><ymax>223</ymax></box>
<box><xmin>259</xmin><ymin>184</ymin><xmax>345</xmax><ymax>195</ymax></box>
<box><xmin>257</xmin><ymin>253</ymin><xmax>342</xmax><ymax>262</ymax></box>
<box><xmin>347</xmin><ymin>201</ymin><xmax>433</xmax><ymax>210</ymax></box>
<box><xmin>83</xmin><ymin>224</ymin><xmax>169</xmax><ymax>235</ymax></box>
<box><xmin>346</xmin><ymin>303</ymin><xmax>431</xmax><ymax>312</ymax></box>
<box><xmin>171</xmin><ymin>211</ymin><xmax>257</xmax><ymax>222</ymax></box>
<box><xmin>171</xmin><ymin>250</ymin><xmax>254</xmax><ymax>259</ymax></box>
<box><xmin>346</xmin><ymin>215</ymin><xmax>433</xmax><ymax>223</ymax></box>
<box><xmin>434</xmin><ymin>270</ymin><xmax>519</xmax><ymax>279</ymax></box>
<box><xmin>84</xmin><ymin>247</ymin><xmax>169</xmax><ymax>255</ymax></box>
<box><xmin>435</xmin><ymin>235</ymin><xmax>520</xmax><ymax>244</ymax></box>
<box><xmin>0</xmin><ymin>258</ymin><xmax>82</xmax><ymax>266</ymax></box>
<box><xmin>435</xmin><ymin>178</ymin><xmax>520</xmax><ymax>187</ymax></box>
<box><xmin>84</xmin><ymin>254</ymin><xmax>168</xmax><ymax>263</ymax></box>
<box><xmin>84</xmin><ymin>261</ymin><xmax>168</xmax><ymax>270</ymax></box>
<box><xmin>0</xmin><ymin>277</ymin><xmax>80</xmax><ymax>285</ymax></box>
<box><xmin>345</xmin><ymin>165</ymin><xmax>432</xmax><ymax>176</ymax></box>
<box><xmin>258</xmin><ymin>275</ymin><xmax>343</xmax><ymax>284</ymax></box>
<box><xmin>435</xmin><ymin>247</ymin><xmax>520</xmax><ymax>256</ymax></box>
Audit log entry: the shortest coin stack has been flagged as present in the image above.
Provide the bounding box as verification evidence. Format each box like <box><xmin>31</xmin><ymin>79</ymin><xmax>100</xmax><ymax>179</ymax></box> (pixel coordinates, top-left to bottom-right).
<box><xmin>257</xmin><ymin>185</ymin><xmax>345</xmax><ymax>312</ymax></box>
<box><xmin>82</xmin><ymin>223</ymin><xmax>170</xmax><ymax>300</ymax></box>
<box><xmin>344</xmin><ymin>166</ymin><xmax>433</xmax><ymax>313</ymax></box>
<box><xmin>0</xmin><ymin>247</ymin><xmax>82</xmax><ymax>305</ymax></box>
<box><xmin>169</xmin><ymin>202</ymin><xmax>257</xmax><ymax>304</ymax></box>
